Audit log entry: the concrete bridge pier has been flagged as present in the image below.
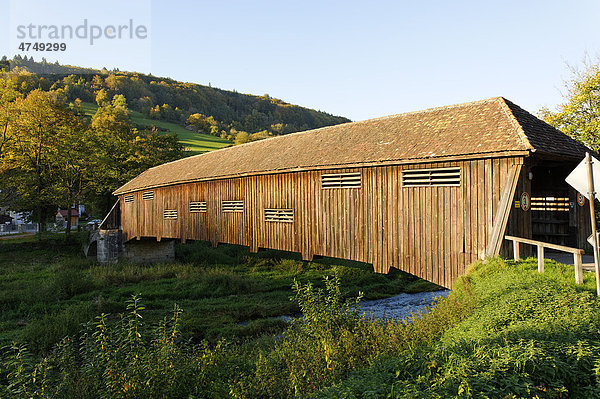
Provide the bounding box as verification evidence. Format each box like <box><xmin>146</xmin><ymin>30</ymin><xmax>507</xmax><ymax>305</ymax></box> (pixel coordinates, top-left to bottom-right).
<box><xmin>86</xmin><ymin>230</ymin><xmax>175</xmax><ymax>264</ymax></box>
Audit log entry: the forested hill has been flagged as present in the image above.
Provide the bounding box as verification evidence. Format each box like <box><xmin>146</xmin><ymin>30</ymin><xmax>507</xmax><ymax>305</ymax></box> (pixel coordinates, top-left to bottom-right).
<box><xmin>1</xmin><ymin>56</ymin><xmax>350</xmax><ymax>141</ymax></box>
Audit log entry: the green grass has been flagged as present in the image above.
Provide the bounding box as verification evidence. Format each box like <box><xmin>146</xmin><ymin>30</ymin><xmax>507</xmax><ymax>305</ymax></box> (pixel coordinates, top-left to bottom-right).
<box><xmin>2</xmin><ymin>245</ymin><xmax>600</xmax><ymax>397</ymax></box>
<box><xmin>318</xmin><ymin>257</ymin><xmax>600</xmax><ymax>398</ymax></box>
<box><xmin>0</xmin><ymin>233</ymin><xmax>437</xmax><ymax>355</ymax></box>
<box><xmin>81</xmin><ymin>102</ymin><xmax>230</xmax><ymax>154</ymax></box>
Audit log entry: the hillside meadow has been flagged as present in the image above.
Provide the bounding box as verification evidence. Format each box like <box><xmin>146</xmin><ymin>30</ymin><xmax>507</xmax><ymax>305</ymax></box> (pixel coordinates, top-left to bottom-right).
<box><xmin>1</xmin><ymin>234</ymin><xmax>600</xmax><ymax>398</ymax></box>
<box><xmin>80</xmin><ymin>102</ymin><xmax>231</xmax><ymax>155</ymax></box>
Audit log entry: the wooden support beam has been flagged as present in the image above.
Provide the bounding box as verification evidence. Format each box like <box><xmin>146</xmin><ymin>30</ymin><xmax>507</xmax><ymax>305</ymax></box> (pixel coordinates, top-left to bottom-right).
<box><xmin>537</xmin><ymin>245</ymin><xmax>544</xmax><ymax>273</ymax></box>
<box><xmin>302</xmin><ymin>252</ymin><xmax>314</xmax><ymax>262</ymax></box>
<box><xmin>486</xmin><ymin>164</ymin><xmax>523</xmax><ymax>257</ymax></box>
<box><xmin>574</xmin><ymin>253</ymin><xmax>583</xmax><ymax>284</ymax></box>
<box><xmin>513</xmin><ymin>240</ymin><xmax>520</xmax><ymax>262</ymax></box>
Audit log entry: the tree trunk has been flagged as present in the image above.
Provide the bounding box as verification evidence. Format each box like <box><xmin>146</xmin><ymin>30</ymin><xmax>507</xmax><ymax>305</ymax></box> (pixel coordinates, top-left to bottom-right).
<box><xmin>66</xmin><ymin>207</ymin><xmax>72</xmax><ymax>235</ymax></box>
<box><xmin>37</xmin><ymin>206</ymin><xmax>46</xmax><ymax>239</ymax></box>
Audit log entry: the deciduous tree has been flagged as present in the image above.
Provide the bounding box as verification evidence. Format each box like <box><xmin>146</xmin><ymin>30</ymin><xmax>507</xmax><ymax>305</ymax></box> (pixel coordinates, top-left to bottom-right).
<box><xmin>2</xmin><ymin>90</ymin><xmax>79</xmax><ymax>231</ymax></box>
<box><xmin>540</xmin><ymin>62</ymin><xmax>600</xmax><ymax>150</ymax></box>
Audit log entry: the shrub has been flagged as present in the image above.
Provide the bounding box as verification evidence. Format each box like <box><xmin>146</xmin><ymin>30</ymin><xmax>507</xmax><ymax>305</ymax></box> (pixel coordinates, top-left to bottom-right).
<box><xmin>2</xmin><ymin>295</ymin><xmax>233</xmax><ymax>398</ymax></box>
<box><xmin>236</xmin><ymin>272</ymin><xmax>475</xmax><ymax>398</ymax></box>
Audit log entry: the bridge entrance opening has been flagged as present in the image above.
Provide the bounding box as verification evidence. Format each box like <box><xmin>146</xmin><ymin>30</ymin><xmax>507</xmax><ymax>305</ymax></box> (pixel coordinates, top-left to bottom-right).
<box><xmin>529</xmin><ymin>161</ymin><xmax>587</xmax><ymax>250</ymax></box>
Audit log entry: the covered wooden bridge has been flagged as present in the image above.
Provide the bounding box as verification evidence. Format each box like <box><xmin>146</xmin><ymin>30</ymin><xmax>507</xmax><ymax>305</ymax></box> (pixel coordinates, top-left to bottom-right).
<box><xmin>108</xmin><ymin>97</ymin><xmax>592</xmax><ymax>288</ymax></box>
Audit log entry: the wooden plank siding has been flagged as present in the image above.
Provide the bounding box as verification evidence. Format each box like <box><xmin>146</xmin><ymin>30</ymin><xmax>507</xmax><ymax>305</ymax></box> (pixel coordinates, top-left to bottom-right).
<box><xmin>119</xmin><ymin>156</ymin><xmax>524</xmax><ymax>288</ymax></box>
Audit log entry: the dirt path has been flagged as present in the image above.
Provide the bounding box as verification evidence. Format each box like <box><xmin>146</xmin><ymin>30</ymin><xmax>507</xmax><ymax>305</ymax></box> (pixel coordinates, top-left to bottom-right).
<box><xmin>0</xmin><ymin>233</ymin><xmax>35</xmax><ymax>240</ymax></box>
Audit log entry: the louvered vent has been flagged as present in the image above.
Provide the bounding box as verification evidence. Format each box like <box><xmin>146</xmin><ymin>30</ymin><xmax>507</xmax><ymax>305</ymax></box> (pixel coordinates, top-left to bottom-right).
<box><xmin>164</xmin><ymin>209</ymin><xmax>178</xmax><ymax>219</ymax></box>
<box><xmin>402</xmin><ymin>167</ymin><xmax>461</xmax><ymax>187</ymax></box>
<box><xmin>124</xmin><ymin>194</ymin><xmax>134</xmax><ymax>203</ymax></box>
<box><xmin>321</xmin><ymin>172</ymin><xmax>361</xmax><ymax>189</ymax></box>
<box><xmin>190</xmin><ymin>201</ymin><xmax>207</xmax><ymax>213</ymax></box>
<box><xmin>142</xmin><ymin>191</ymin><xmax>154</xmax><ymax>200</ymax></box>
<box><xmin>531</xmin><ymin>197</ymin><xmax>570</xmax><ymax>212</ymax></box>
<box><xmin>222</xmin><ymin>200</ymin><xmax>244</xmax><ymax>213</ymax></box>
<box><xmin>265</xmin><ymin>209</ymin><xmax>294</xmax><ymax>223</ymax></box>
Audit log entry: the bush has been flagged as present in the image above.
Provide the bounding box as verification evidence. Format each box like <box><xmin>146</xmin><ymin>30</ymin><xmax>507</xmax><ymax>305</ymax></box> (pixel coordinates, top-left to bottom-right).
<box><xmin>251</xmin><ymin>274</ymin><xmax>364</xmax><ymax>397</ymax></box>
<box><xmin>2</xmin><ymin>295</ymin><xmax>233</xmax><ymax>398</ymax></box>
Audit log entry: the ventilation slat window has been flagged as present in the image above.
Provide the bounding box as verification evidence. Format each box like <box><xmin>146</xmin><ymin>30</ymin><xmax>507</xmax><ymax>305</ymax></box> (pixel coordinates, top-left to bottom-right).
<box><xmin>531</xmin><ymin>197</ymin><xmax>570</xmax><ymax>212</ymax></box>
<box><xmin>124</xmin><ymin>194</ymin><xmax>134</xmax><ymax>203</ymax></box>
<box><xmin>222</xmin><ymin>200</ymin><xmax>244</xmax><ymax>213</ymax></box>
<box><xmin>402</xmin><ymin>167</ymin><xmax>461</xmax><ymax>187</ymax></box>
<box><xmin>265</xmin><ymin>209</ymin><xmax>294</xmax><ymax>223</ymax></box>
<box><xmin>164</xmin><ymin>209</ymin><xmax>178</xmax><ymax>219</ymax></box>
<box><xmin>190</xmin><ymin>201</ymin><xmax>207</xmax><ymax>213</ymax></box>
<box><xmin>142</xmin><ymin>191</ymin><xmax>154</xmax><ymax>200</ymax></box>
<box><xmin>321</xmin><ymin>172</ymin><xmax>361</xmax><ymax>189</ymax></box>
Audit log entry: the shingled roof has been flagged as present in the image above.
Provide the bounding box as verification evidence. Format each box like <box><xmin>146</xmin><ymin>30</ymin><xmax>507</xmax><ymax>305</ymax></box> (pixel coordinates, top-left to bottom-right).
<box><xmin>114</xmin><ymin>97</ymin><xmax>590</xmax><ymax>195</ymax></box>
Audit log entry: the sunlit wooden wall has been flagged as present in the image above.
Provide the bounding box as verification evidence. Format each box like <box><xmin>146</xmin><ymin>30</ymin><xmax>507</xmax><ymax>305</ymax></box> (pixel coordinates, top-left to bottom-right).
<box><xmin>120</xmin><ymin>156</ymin><xmax>527</xmax><ymax>288</ymax></box>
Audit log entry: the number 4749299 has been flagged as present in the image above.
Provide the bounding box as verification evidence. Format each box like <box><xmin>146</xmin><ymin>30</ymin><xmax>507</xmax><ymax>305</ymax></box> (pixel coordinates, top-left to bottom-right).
<box><xmin>18</xmin><ymin>42</ymin><xmax>67</xmax><ymax>51</ymax></box>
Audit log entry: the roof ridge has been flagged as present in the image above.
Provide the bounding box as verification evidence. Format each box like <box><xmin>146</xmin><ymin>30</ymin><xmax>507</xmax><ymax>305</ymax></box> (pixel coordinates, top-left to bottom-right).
<box><xmin>495</xmin><ymin>97</ymin><xmax>534</xmax><ymax>151</ymax></box>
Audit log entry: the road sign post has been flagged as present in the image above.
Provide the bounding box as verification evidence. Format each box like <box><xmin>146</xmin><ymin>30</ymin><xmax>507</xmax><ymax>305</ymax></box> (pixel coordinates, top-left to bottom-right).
<box><xmin>566</xmin><ymin>152</ymin><xmax>600</xmax><ymax>296</ymax></box>
<box><xmin>585</xmin><ymin>153</ymin><xmax>600</xmax><ymax>296</ymax></box>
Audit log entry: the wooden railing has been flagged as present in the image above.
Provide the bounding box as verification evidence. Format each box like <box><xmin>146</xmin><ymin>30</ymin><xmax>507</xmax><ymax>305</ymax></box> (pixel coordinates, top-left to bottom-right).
<box><xmin>505</xmin><ymin>235</ymin><xmax>584</xmax><ymax>284</ymax></box>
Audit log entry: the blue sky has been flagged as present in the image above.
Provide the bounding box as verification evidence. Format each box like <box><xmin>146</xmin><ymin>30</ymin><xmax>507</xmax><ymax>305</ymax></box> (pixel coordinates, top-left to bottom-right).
<box><xmin>1</xmin><ymin>0</ymin><xmax>600</xmax><ymax>121</ymax></box>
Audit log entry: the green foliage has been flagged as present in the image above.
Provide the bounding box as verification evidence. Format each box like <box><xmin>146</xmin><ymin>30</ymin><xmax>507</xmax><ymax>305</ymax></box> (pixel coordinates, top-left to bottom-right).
<box><xmin>0</xmin><ymin>234</ymin><xmax>418</xmax><ymax>353</ymax></box>
<box><xmin>249</xmin><ymin>275</ymin><xmax>364</xmax><ymax>397</ymax></box>
<box><xmin>321</xmin><ymin>258</ymin><xmax>600</xmax><ymax>398</ymax></box>
<box><xmin>0</xmin><ymin>83</ymin><xmax>184</xmax><ymax>220</ymax></box>
<box><xmin>4</xmin><ymin>56</ymin><xmax>350</xmax><ymax>143</ymax></box>
<box><xmin>0</xmin><ymin>343</ymin><xmax>52</xmax><ymax>398</ymax></box>
<box><xmin>0</xmin><ymin>267</ymin><xmax>460</xmax><ymax>398</ymax></box>
<box><xmin>22</xmin><ymin>303</ymin><xmax>95</xmax><ymax>355</ymax></box>
<box><xmin>540</xmin><ymin>61</ymin><xmax>600</xmax><ymax>150</ymax></box>
<box><xmin>6</xmin><ymin>235</ymin><xmax>599</xmax><ymax>398</ymax></box>
<box><xmin>79</xmin><ymin>100</ymin><xmax>230</xmax><ymax>155</ymax></box>
<box><xmin>2</xmin><ymin>295</ymin><xmax>232</xmax><ymax>398</ymax></box>
<box><xmin>0</xmin><ymin>89</ymin><xmax>87</xmax><ymax>229</ymax></box>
